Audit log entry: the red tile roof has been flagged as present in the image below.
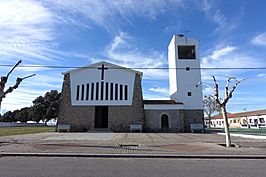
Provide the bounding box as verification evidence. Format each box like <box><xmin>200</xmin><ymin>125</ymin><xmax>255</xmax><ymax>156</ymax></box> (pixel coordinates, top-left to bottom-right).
<box><xmin>211</xmin><ymin>109</ymin><xmax>266</xmax><ymax>119</ymax></box>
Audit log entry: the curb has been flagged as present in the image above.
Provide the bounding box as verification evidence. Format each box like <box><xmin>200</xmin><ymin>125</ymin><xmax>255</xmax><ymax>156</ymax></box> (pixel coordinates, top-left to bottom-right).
<box><xmin>217</xmin><ymin>133</ymin><xmax>266</xmax><ymax>139</ymax></box>
<box><xmin>1</xmin><ymin>153</ymin><xmax>266</xmax><ymax>159</ymax></box>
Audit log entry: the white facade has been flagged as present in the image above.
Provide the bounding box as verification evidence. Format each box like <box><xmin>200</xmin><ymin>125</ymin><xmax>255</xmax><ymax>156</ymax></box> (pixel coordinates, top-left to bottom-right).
<box><xmin>64</xmin><ymin>61</ymin><xmax>141</xmax><ymax>106</ymax></box>
<box><xmin>168</xmin><ymin>35</ymin><xmax>203</xmax><ymax>109</ymax></box>
<box><xmin>144</xmin><ymin>104</ymin><xmax>184</xmax><ymax>110</ymax></box>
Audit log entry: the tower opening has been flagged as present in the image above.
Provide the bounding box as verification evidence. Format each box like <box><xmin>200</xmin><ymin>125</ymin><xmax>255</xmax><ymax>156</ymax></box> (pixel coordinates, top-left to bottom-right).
<box><xmin>178</xmin><ymin>45</ymin><xmax>196</xmax><ymax>59</ymax></box>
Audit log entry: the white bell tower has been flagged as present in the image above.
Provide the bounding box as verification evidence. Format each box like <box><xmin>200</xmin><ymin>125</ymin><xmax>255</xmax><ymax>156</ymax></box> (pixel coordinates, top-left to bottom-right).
<box><xmin>168</xmin><ymin>34</ymin><xmax>203</xmax><ymax>109</ymax></box>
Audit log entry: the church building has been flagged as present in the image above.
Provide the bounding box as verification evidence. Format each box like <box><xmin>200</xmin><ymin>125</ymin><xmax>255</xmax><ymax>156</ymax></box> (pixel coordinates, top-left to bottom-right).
<box><xmin>58</xmin><ymin>35</ymin><xmax>204</xmax><ymax>132</ymax></box>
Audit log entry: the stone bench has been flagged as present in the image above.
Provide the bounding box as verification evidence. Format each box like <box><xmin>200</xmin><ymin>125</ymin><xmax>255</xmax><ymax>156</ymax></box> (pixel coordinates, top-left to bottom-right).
<box><xmin>57</xmin><ymin>124</ymin><xmax>70</xmax><ymax>132</ymax></box>
<box><xmin>190</xmin><ymin>123</ymin><xmax>204</xmax><ymax>133</ymax></box>
<box><xmin>130</xmin><ymin>124</ymin><xmax>142</xmax><ymax>133</ymax></box>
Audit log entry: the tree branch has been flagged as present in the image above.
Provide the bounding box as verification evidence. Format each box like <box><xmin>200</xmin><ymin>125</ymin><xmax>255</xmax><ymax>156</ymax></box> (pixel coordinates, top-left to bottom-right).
<box><xmin>0</xmin><ymin>60</ymin><xmax>22</xmax><ymax>94</ymax></box>
<box><xmin>0</xmin><ymin>74</ymin><xmax>36</xmax><ymax>100</ymax></box>
<box><xmin>224</xmin><ymin>78</ymin><xmax>246</xmax><ymax>104</ymax></box>
<box><xmin>7</xmin><ymin>60</ymin><xmax>22</xmax><ymax>79</ymax></box>
<box><xmin>212</xmin><ymin>76</ymin><xmax>222</xmax><ymax>106</ymax></box>
<box><xmin>225</xmin><ymin>77</ymin><xmax>235</xmax><ymax>99</ymax></box>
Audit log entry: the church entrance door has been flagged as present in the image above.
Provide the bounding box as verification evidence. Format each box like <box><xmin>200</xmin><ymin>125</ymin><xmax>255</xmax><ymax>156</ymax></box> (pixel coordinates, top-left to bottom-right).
<box><xmin>95</xmin><ymin>106</ymin><xmax>108</xmax><ymax>128</ymax></box>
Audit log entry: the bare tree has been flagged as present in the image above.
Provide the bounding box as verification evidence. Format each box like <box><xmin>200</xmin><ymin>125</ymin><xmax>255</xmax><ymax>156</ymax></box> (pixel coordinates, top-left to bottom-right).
<box><xmin>212</xmin><ymin>76</ymin><xmax>246</xmax><ymax>147</ymax></box>
<box><xmin>203</xmin><ymin>95</ymin><xmax>221</xmax><ymax>128</ymax></box>
<box><xmin>0</xmin><ymin>60</ymin><xmax>35</xmax><ymax>110</ymax></box>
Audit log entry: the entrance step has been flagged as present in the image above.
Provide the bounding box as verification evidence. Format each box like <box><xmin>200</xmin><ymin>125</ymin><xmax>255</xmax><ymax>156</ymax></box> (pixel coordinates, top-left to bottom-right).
<box><xmin>87</xmin><ymin>128</ymin><xmax>113</xmax><ymax>133</ymax></box>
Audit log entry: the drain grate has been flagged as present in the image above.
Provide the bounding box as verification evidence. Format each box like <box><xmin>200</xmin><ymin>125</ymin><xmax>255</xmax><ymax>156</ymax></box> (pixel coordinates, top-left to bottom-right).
<box><xmin>119</xmin><ymin>144</ymin><xmax>140</xmax><ymax>148</ymax></box>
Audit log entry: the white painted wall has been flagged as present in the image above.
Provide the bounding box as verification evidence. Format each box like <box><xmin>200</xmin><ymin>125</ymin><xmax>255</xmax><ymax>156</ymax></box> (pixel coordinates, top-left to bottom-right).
<box><xmin>144</xmin><ymin>104</ymin><xmax>184</xmax><ymax>110</ymax></box>
<box><xmin>69</xmin><ymin>62</ymin><xmax>137</xmax><ymax>106</ymax></box>
<box><xmin>168</xmin><ymin>35</ymin><xmax>203</xmax><ymax>109</ymax></box>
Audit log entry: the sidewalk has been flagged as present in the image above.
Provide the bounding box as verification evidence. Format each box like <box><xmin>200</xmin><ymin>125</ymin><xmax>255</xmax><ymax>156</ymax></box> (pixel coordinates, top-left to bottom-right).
<box><xmin>1</xmin><ymin>132</ymin><xmax>266</xmax><ymax>158</ymax></box>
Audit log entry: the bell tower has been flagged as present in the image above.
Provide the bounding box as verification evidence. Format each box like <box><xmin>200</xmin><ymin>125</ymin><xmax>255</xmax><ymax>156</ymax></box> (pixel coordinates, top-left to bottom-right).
<box><xmin>168</xmin><ymin>34</ymin><xmax>203</xmax><ymax>110</ymax></box>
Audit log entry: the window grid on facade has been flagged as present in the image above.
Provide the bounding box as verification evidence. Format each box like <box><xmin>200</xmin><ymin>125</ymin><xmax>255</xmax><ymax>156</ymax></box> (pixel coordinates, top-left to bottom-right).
<box><xmin>75</xmin><ymin>82</ymin><xmax>129</xmax><ymax>102</ymax></box>
<box><xmin>100</xmin><ymin>81</ymin><xmax>104</xmax><ymax>100</ymax></box>
<box><xmin>76</xmin><ymin>85</ymin><xmax>80</xmax><ymax>100</ymax></box>
<box><xmin>115</xmin><ymin>83</ymin><xmax>118</xmax><ymax>100</ymax></box>
<box><xmin>105</xmin><ymin>82</ymin><xmax>109</xmax><ymax>100</ymax></box>
<box><xmin>81</xmin><ymin>84</ymin><xmax>85</xmax><ymax>100</ymax></box>
<box><xmin>188</xmin><ymin>92</ymin><xmax>192</xmax><ymax>96</ymax></box>
<box><xmin>86</xmin><ymin>83</ymin><xmax>89</xmax><ymax>100</ymax></box>
<box><xmin>91</xmin><ymin>83</ymin><xmax>94</xmax><ymax>100</ymax></box>
<box><xmin>124</xmin><ymin>85</ymin><xmax>128</xmax><ymax>100</ymax></box>
<box><xmin>119</xmin><ymin>84</ymin><xmax>123</xmax><ymax>100</ymax></box>
<box><xmin>110</xmin><ymin>83</ymin><xmax>113</xmax><ymax>100</ymax></box>
<box><xmin>96</xmin><ymin>82</ymin><xmax>99</xmax><ymax>100</ymax></box>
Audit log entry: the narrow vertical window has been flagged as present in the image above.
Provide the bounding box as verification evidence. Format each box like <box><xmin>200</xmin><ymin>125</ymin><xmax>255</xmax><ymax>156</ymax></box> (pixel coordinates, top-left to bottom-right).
<box><xmin>81</xmin><ymin>84</ymin><xmax>85</xmax><ymax>100</ymax></box>
<box><xmin>100</xmin><ymin>81</ymin><xmax>104</xmax><ymax>100</ymax></box>
<box><xmin>115</xmin><ymin>83</ymin><xmax>118</xmax><ymax>100</ymax></box>
<box><xmin>76</xmin><ymin>85</ymin><xmax>80</xmax><ymax>101</ymax></box>
<box><xmin>105</xmin><ymin>82</ymin><xmax>109</xmax><ymax>100</ymax></box>
<box><xmin>119</xmin><ymin>84</ymin><xmax>123</xmax><ymax>100</ymax></box>
<box><xmin>96</xmin><ymin>82</ymin><xmax>99</xmax><ymax>100</ymax></box>
<box><xmin>110</xmin><ymin>83</ymin><xmax>113</xmax><ymax>100</ymax></box>
<box><xmin>124</xmin><ymin>85</ymin><xmax>128</xmax><ymax>100</ymax></box>
<box><xmin>86</xmin><ymin>83</ymin><xmax>89</xmax><ymax>100</ymax></box>
<box><xmin>91</xmin><ymin>83</ymin><xmax>94</xmax><ymax>100</ymax></box>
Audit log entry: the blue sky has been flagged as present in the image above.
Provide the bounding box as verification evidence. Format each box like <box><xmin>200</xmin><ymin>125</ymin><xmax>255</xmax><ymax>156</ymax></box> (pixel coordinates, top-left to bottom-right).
<box><xmin>0</xmin><ymin>0</ymin><xmax>266</xmax><ymax>114</ymax></box>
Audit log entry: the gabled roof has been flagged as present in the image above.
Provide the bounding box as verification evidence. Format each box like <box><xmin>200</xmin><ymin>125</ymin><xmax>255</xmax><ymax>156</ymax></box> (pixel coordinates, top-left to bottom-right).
<box><xmin>143</xmin><ymin>100</ymin><xmax>183</xmax><ymax>105</ymax></box>
<box><xmin>211</xmin><ymin>109</ymin><xmax>266</xmax><ymax>119</ymax></box>
<box><xmin>62</xmin><ymin>61</ymin><xmax>143</xmax><ymax>75</ymax></box>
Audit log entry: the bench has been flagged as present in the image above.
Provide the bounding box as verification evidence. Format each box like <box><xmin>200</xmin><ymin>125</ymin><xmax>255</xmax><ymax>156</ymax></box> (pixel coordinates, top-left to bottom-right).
<box><xmin>190</xmin><ymin>123</ymin><xmax>204</xmax><ymax>133</ymax></box>
<box><xmin>57</xmin><ymin>124</ymin><xmax>70</xmax><ymax>132</ymax></box>
<box><xmin>130</xmin><ymin>124</ymin><xmax>142</xmax><ymax>133</ymax></box>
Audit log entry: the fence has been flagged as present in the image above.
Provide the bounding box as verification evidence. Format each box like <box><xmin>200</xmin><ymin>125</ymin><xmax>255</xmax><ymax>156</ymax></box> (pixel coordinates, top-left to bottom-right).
<box><xmin>0</xmin><ymin>122</ymin><xmax>46</xmax><ymax>127</ymax></box>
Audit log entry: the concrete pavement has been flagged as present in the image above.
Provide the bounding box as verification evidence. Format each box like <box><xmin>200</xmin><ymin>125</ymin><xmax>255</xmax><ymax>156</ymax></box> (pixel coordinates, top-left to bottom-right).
<box><xmin>1</xmin><ymin>132</ymin><xmax>266</xmax><ymax>158</ymax></box>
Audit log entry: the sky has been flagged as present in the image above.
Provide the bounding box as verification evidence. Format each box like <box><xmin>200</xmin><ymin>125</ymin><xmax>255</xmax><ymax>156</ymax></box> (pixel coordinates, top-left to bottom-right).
<box><xmin>0</xmin><ymin>0</ymin><xmax>266</xmax><ymax>114</ymax></box>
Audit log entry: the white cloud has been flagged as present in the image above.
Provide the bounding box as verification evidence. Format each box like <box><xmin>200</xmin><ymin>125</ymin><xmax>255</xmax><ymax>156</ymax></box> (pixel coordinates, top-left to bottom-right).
<box><xmin>100</xmin><ymin>32</ymin><xmax>168</xmax><ymax>80</ymax></box>
<box><xmin>257</xmin><ymin>73</ymin><xmax>266</xmax><ymax>78</ymax></box>
<box><xmin>43</xmin><ymin>0</ymin><xmax>184</xmax><ymax>33</ymax></box>
<box><xmin>197</xmin><ymin>0</ymin><xmax>243</xmax><ymax>34</ymax></box>
<box><xmin>0</xmin><ymin>0</ymin><xmax>58</xmax><ymax>64</ymax></box>
<box><xmin>201</xmin><ymin>45</ymin><xmax>263</xmax><ymax>70</ymax></box>
<box><xmin>149</xmin><ymin>87</ymin><xmax>169</xmax><ymax>95</ymax></box>
<box><xmin>200</xmin><ymin>43</ymin><xmax>266</xmax><ymax>94</ymax></box>
<box><xmin>252</xmin><ymin>32</ymin><xmax>266</xmax><ymax>46</ymax></box>
<box><xmin>210</xmin><ymin>46</ymin><xmax>235</xmax><ymax>60</ymax></box>
<box><xmin>143</xmin><ymin>94</ymin><xmax>169</xmax><ymax>100</ymax></box>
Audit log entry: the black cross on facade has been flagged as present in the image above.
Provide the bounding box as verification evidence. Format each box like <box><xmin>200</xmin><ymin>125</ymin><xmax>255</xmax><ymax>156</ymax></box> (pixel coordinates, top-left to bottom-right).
<box><xmin>98</xmin><ymin>64</ymin><xmax>108</xmax><ymax>80</ymax></box>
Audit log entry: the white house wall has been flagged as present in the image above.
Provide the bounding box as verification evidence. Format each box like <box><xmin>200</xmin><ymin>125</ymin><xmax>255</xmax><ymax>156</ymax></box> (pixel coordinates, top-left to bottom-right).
<box><xmin>69</xmin><ymin>64</ymin><xmax>136</xmax><ymax>106</ymax></box>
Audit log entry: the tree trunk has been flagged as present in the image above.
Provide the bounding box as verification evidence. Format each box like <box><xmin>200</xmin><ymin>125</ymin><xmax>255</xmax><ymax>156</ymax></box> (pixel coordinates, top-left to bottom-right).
<box><xmin>221</xmin><ymin>106</ymin><xmax>231</xmax><ymax>147</ymax></box>
<box><xmin>208</xmin><ymin>115</ymin><xmax>211</xmax><ymax>128</ymax></box>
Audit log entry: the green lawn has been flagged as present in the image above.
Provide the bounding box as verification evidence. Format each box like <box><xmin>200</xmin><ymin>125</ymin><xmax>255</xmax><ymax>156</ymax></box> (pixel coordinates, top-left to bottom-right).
<box><xmin>0</xmin><ymin>126</ymin><xmax>55</xmax><ymax>137</ymax></box>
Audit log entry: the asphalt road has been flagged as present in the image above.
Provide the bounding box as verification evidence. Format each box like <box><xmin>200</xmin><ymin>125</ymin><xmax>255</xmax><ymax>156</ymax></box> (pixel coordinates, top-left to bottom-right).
<box><xmin>0</xmin><ymin>157</ymin><xmax>265</xmax><ymax>177</ymax></box>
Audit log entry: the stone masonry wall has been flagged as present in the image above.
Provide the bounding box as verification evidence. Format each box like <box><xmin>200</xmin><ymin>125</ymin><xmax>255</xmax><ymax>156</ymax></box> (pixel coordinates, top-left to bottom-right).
<box><xmin>144</xmin><ymin>109</ymin><xmax>184</xmax><ymax>132</ymax></box>
<box><xmin>108</xmin><ymin>73</ymin><xmax>145</xmax><ymax>131</ymax></box>
<box><xmin>58</xmin><ymin>73</ymin><xmax>95</xmax><ymax>131</ymax></box>
<box><xmin>183</xmin><ymin>109</ymin><xmax>204</xmax><ymax>132</ymax></box>
<box><xmin>58</xmin><ymin>73</ymin><xmax>145</xmax><ymax>132</ymax></box>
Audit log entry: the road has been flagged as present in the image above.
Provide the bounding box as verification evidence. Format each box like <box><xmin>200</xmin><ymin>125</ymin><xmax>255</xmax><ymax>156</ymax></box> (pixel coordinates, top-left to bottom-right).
<box><xmin>0</xmin><ymin>157</ymin><xmax>265</xmax><ymax>177</ymax></box>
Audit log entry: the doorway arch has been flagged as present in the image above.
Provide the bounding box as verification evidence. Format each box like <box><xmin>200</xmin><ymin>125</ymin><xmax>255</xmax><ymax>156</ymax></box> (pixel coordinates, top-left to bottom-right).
<box><xmin>161</xmin><ymin>114</ymin><xmax>169</xmax><ymax>130</ymax></box>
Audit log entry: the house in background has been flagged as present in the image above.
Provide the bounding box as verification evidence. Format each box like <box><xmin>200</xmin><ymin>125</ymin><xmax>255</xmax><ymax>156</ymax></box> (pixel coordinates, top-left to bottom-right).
<box><xmin>207</xmin><ymin>109</ymin><xmax>266</xmax><ymax>129</ymax></box>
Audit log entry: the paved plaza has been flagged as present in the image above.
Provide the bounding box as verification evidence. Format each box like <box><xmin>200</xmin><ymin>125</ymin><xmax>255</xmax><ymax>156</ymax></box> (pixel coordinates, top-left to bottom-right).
<box><xmin>1</xmin><ymin>132</ymin><xmax>266</xmax><ymax>156</ymax></box>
